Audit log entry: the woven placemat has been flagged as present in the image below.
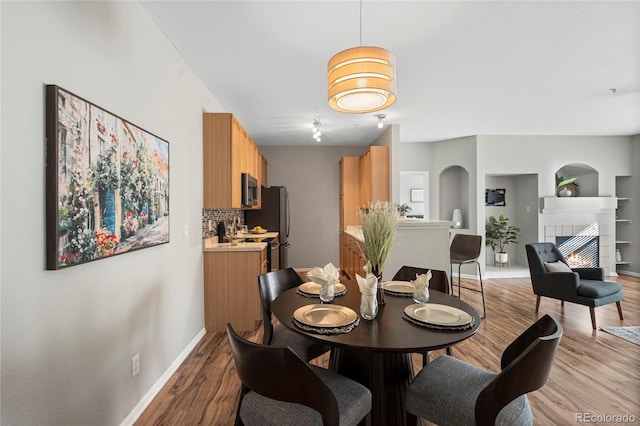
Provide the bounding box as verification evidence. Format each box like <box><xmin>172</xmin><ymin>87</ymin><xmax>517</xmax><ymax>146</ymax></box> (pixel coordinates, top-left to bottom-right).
<box><xmin>292</xmin><ymin>316</ymin><xmax>360</xmax><ymax>334</ymax></box>
<box><xmin>296</xmin><ymin>289</ymin><xmax>347</xmax><ymax>299</ymax></box>
<box><xmin>384</xmin><ymin>289</ymin><xmax>413</xmax><ymax>297</ymax></box>
<box><xmin>402</xmin><ymin>313</ymin><xmax>475</xmax><ymax>331</ymax></box>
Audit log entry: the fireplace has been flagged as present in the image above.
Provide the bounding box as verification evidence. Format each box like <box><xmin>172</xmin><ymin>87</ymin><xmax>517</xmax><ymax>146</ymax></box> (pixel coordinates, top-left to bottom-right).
<box><xmin>556</xmin><ymin>235</ymin><xmax>599</xmax><ymax>268</ymax></box>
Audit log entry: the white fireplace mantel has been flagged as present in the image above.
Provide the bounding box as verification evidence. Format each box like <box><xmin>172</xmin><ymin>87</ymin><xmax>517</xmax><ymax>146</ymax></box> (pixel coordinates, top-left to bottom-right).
<box><xmin>541</xmin><ymin>197</ymin><xmax>617</xmax><ymax>213</ymax></box>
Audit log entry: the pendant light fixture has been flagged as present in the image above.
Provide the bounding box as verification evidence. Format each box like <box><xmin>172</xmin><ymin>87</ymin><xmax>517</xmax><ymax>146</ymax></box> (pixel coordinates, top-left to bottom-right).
<box><xmin>328</xmin><ymin>0</ymin><xmax>396</xmax><ymax>113</ymax></box>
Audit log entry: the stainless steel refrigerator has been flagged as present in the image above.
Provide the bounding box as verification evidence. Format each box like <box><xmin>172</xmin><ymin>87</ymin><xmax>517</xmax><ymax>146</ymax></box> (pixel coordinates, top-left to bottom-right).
<box><xmin>245</xmin><ymin>186</ymin><xmax>289</xmax><ymax>269</ymax></box>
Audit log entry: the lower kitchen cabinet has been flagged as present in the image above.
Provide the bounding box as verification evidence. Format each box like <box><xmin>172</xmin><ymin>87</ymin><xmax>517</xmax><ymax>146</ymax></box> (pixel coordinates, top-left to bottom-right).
<box><xmin>342</xmin><ymin>232</ymin><xmax>366</xmax><ymax>280</ymax></box>
<box><xmin>204</xmin><ymin>247</ymin><xmax>267</xmax><ymax>332</ymax></box>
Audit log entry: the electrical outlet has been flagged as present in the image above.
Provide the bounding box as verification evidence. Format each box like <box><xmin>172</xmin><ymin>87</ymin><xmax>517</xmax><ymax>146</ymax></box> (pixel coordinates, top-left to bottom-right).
<box><xmin>132</xmin><ymin>354</ymin><xmax>140</xmax><ymax>378</ymax></box>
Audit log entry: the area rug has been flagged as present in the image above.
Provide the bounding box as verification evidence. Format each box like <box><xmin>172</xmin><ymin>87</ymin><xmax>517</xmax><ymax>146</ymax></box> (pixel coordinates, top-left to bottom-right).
<box><xmin>600</xmin><ymin>326</ymin><xmax>640</xmax><ymax>346</ymax></box>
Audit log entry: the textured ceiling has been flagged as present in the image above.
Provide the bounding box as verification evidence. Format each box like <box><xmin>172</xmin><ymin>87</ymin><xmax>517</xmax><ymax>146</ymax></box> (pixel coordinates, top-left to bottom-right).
<box><xmin>141</xmin><ymin>1</ymin><xmax>640</xmax><ymax>146</ymax></box>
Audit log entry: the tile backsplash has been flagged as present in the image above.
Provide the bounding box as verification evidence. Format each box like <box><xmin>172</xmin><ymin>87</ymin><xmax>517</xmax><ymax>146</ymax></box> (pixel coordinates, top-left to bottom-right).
<box><xmin>202</xmin><ymin>209</ymin><xmax>244</xmax><ymax>239</ymax></box>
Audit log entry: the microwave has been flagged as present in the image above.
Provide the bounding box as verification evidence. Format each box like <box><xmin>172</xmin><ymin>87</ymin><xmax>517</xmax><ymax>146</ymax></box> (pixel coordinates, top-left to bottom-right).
<box><xmin>241</xmin><ymin>173</ymin><xmax>258</xmax><ymax>207</ymax></box>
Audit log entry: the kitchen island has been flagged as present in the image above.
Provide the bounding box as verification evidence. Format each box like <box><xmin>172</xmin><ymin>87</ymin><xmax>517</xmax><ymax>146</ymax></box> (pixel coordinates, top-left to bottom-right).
<box><xmin>203</xmin><ymin>238</ymin><xmax>268</xmax><ymax>332</ymax></box>
<box><xmin>343</xmin><ymin>219</ymin><xmax>453</xmax><ymax>281</ymax></box>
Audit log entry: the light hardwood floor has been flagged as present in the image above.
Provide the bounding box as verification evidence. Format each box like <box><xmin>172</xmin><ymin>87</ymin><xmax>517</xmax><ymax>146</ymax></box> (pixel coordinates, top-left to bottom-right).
<box><xmin>135</xmin><ymin>274</ymin><xmax>640</xmax><ymax>425</ymax></box>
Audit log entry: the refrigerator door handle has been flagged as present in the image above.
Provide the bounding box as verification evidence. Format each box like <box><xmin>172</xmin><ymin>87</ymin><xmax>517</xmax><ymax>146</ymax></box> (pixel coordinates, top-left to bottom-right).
<box><xmin>285</xmin><ymin>189</ymin><xmax>290</xmax><ymax>238</ymax></box>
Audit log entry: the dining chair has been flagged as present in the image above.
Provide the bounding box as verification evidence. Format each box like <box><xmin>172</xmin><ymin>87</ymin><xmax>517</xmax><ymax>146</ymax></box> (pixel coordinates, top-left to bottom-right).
<box><xmin>258</xmin><ymin>268</ymin><xmax>331</xmax><ymax>361</ymax></box>
<box><xmin>450</xmin><ymin>234</ymin><xmax>486</xmax><ymax>318</ymax></box>
<box><xmin>526</xmin><ymin>242</ymin><xmax>624</xmax><ymax>330</ymax></box>
<box><xmin>392</xmin><ymin>266</ymin><xmax>453</xmax><ymax>365</ymax></box>
<box><xmin>227</xmin><ymin>323</ymin><xmax>372</xmax><ymax>426</ymax></box>
<box><xmin>405</xmin><ymin>314</ymin><xmax>562</xmax><ymax>426</ymax></box>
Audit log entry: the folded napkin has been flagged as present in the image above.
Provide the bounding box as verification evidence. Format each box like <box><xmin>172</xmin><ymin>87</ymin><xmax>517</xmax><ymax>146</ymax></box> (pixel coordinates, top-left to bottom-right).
<box><xmin>307</xmin><ymin>263</ymin><xmax>340</xmax><ymax>286</ymax></box>
<box><xmin>356</xmin><ymin>272</ymin><xmax>378</xmax><ymax>295</ymax></box>
<box><xmin>411</xmin><ymin>271</ymin><xmax>432</xmax><ymax>291</ymax></box>
<box><xmin>356</xmin><ymin>272</ymin><xmax>379</xmax><ymax>319</ymax></box>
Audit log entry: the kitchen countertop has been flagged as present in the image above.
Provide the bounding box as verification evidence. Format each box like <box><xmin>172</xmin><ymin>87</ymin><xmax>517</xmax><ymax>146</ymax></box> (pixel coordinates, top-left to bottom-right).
<box><xmin>345</xmin><ymin>220</ymin><xmax>452</xmax><ymax>242</ymax></box>
<box><xmin>238</xmin><ymin>231</ymin><xmax>279</xmax><ymax>240</ymax></box>
<box><xmin>203</xmin><ymin>238</ymin><xmax>268</xmax><ymax>252</ymax></box>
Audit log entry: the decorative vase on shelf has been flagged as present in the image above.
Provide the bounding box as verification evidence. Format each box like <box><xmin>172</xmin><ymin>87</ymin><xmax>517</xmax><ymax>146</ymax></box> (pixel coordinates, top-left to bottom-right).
<box><xmin>452</xmin><ymin>209</ymin><xmax>462</xmax><ymax>229</ymax></box>
<box><xmin>616</xmin><ymin>249</ymin><xmax>622</xmax><ymax>263</ymax></box>
<box><xmin>558</xmin><ymin>188</ymin><xmax>572</xmax><ymax>197</ymax></box>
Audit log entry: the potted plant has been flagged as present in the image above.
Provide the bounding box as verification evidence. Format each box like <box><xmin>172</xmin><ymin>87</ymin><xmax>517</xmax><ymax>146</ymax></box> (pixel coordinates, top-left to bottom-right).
<box><xmin>556</xmin><ymin>174</ymin><xmax>578</xmax><ymax>197</ymax></box>
<box><xmin>485</xmin><ymin>215</ymin><xmax>520</xmax><ymax>265</ymax></box>
<box><xmin>397</xmin><ymin>203</ymin><xmax>411</xmax><ymax>217</ymax></box>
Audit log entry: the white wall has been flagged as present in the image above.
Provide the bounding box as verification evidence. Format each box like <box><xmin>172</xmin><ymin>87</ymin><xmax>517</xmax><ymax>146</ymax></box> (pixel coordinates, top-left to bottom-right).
<box><xmin>259</xmin><ymin>145</ymin><xmax>364</xmax><ymax>268</ymax></box>
<box><xmin>477</xmin><ymin>135</ymin><xmax>635</xmax><ymax>274</ymax></box>
<box><xmin>1</xmin><ymin>2</ymin><xmax>221</xmax><ymax>424</ymax></box>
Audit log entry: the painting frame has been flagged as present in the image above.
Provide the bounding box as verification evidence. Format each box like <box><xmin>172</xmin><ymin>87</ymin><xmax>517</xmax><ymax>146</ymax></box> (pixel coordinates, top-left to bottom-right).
<box><xmin>410</xmin><ymin>188</ymin><xmax>424</xmax><ymax>203</ymax></box>
<box><xmin>46</xmin><ymin>85</ymin><xmax>170</xmax><ymax>270</ymax></box>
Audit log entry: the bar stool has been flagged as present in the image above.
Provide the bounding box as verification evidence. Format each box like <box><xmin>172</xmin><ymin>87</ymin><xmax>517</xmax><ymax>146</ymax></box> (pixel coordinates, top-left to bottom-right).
<box><xmin>450</xmin><ymin>234</ymin><xmax>486</xmax><ymax>319</ymax></box>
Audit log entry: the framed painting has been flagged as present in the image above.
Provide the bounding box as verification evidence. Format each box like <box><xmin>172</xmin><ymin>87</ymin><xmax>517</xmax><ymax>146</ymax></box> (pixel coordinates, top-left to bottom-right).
<box><xmin>485</xmin><ymin>188</ymin><xmax>506</xmax><ymax>206</ymax></box>
<box><xmin>45</xmin><ymin>85</ymin><xmax>170</xmax><ymax>269</ymax></box>
<box><xmin>410</xmin><ymin>188</ymin><xmax>424</xmax><ymax>203</ymax></box>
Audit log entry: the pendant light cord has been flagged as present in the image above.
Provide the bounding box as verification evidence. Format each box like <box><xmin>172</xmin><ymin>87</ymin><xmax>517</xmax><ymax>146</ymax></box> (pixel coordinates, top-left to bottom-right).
<box><xmin>359</xmin><ymin>0</ymin><xmax>363</xmax><ymax>46</ymax></box>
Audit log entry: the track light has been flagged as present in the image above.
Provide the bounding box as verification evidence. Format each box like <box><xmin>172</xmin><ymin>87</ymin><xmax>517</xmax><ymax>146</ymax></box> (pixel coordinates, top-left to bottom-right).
<box><xmin>312</xmin><ymin>119</ymin><xmax>322</xmax><ymax>142</ymax></box>
<box><xmin>377</xmin><ymin>114</ymin><xmax>386</xmax><ymax>129</ymax></box>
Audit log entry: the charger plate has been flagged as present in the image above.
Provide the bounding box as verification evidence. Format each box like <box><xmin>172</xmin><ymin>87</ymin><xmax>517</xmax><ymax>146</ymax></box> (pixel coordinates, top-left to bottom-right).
<box><xmin>298</xmin><ymin>282</ymin><xmax>347</xmax><ymax>296</ymax></box>
<box><xmin>404</xmin><ymin>303</ymin><xmax>473</xmax><ymax>327</ymax></box>
<box><xmin>384</xmin><ymin>281</ymin><xmax>414</xmax><ymax>296</ymax></box>
<box><xmin>293</xmin><ymin>304</ymin><xmax>358</xmax><ymax>328</ymax></box>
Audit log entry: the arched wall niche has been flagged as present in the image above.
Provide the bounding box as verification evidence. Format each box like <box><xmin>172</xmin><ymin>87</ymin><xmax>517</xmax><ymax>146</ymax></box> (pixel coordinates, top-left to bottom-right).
<box><xmin>555</xmin><ymin>163</ymin><xmax>599</xmax><ymax>197</ymax></box>
<box><xmin>439</xmin><ymin>165</ymin><xmax>470</xmax><ymax>228</ymax></box>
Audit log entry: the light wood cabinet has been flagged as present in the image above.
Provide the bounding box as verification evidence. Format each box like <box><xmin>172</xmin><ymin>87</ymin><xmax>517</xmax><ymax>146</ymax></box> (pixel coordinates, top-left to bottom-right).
<box><xmin>204</xmin><ymin>248</ymin><xmax>267</xmax><ymax>332</ymax></box>
<box><xmin>339</xmin><ymin>146</ymin><xmax>389</xmax><ymax>274</ymax></box>
<box><xmin>203</xmin><ymin>113</ymin><xmax>266</xmax><ymax>209</ymax></box>
<box><xmin>360</xmin><ymin>145</ymin><xmax>389</xmax><ymax>206</ymax></box>
<box><xmin>342</xmin><ymin>232</ymin><xmax>366</xmax><ymax>280</ymax></box>
<box><xmin>340</xmin><ymin>157</ymin><xmax>361</xmax><ymax>270</ymax></box>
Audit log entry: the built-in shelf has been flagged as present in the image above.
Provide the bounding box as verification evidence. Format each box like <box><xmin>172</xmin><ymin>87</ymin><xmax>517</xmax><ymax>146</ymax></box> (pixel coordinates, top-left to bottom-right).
<box><xmin>617</xmin><ymin>197</ymin><xmax>631</xmax><ymax>202</ymax></box>
<box><xmin>616</xmin><ymin>261</ymin><xmax>632</xmax><ymax>265</ymax></box>
<box><xmin>616</xmin><ymin>219</ymin><xmax>632</xmax><ymax>223</ymax></box>
<box><xmin>616</xmin><ymin>241</ymin><xmax>632</xmax><ymax>245</ymax></box>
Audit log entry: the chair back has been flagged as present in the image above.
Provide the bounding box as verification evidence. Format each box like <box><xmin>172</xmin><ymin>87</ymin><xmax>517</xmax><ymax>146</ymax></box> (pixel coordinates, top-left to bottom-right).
<box><xmin>525</xmin><ymin>243</ymin><xmax>568</xmax><ymax>277</ymax></box>
<box><xmin>258</xmin><ymin>268</ymin><xmax>304</xmax><ymax>344</ymax></box>
<box><xmin>226</xmin><ymin>324</ymin><xmax>340</xmax><ymax>425</ymax></box>
<box><xmin>475</xmin><ymin>314</ymin><xmax>562</xmax><ymax>425</ymax></box>
<box><xmin>450</xmin><ymin>234</ymin><xmax>482</xmax><ymax>262</ymax></box>
<box><xmin>392</xmin><ymin>266</ymin><xmax>450</xmax><ymax>295</ymax></box>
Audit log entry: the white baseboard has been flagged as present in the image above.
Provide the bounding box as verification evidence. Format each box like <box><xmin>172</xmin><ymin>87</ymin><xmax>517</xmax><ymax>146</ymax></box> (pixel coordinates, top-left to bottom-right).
<box><xmin>120</xmin><ymin>327</ymin><xmax>207</xmax><ymax>426</ymax></box>
<box><xmin>619</xmin><ymin>270</ymin><xmax>640</xmax><ymax>278</ymax></box>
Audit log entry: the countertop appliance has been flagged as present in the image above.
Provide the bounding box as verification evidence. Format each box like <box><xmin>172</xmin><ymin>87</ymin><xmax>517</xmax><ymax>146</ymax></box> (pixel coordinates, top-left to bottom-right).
<box><xmin>245</xmin><ymin>186</ymin><xmax>290</xmax><ymax>270</ymax></box>
<box><xmin>241</xmin><ymin>173</ymin><xmax>258</xmax><ymax>207</ymax></box>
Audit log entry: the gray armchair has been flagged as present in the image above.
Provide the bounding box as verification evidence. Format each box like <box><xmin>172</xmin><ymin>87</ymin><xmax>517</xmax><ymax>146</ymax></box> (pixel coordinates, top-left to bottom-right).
<box><xmin>525</xmin><ymin>242</ymin><xmax>624</xmax><ymax>330</ymax></box>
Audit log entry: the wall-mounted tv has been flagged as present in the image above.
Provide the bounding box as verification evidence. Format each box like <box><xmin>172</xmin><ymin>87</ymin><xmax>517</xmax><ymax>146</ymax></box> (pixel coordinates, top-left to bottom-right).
<box><xmin>485</xmin><ymin>188</ymin><xmax>506</xmax><ymax>206</ymax></box>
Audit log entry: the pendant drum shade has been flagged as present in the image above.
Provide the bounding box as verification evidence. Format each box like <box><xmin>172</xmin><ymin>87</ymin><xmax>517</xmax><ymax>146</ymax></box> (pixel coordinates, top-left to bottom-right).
<box><xmin>328</xmin><ymin>46</ymin><xmax>396</xmax><ymax>113</ymax></box>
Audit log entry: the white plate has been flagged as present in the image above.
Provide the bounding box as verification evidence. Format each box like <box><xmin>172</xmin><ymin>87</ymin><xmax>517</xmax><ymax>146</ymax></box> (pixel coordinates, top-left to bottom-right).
<box><xmin>384</xmin><ymin>281</ymin><xmax>414</xmax><ymax>294</ymax></box>
<box><xmin>293</xmin><ymin>304</ymin><xmax>358</xmax><ymax>328</ymax></box>
<box><xmin>404</xmin><ymin>304</ymin><xmax>473</xmax><ymax>327</ymax></box>
<box><xmin>298</xmin><ymin>282</ymin><xmax>346</xmax><ymax>295</ymax></box>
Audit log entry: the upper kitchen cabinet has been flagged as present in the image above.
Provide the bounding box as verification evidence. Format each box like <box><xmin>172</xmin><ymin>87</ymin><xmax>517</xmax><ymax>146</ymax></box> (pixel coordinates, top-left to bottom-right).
<box><xmin>359</xmin><ymin>145</ymin><xmax>390</xmax><ymax>206</ymax></box>
<box><xmin>203</xmin><ymin>113</ymin><xmax>267</xmax><ymax>209</ymax></box>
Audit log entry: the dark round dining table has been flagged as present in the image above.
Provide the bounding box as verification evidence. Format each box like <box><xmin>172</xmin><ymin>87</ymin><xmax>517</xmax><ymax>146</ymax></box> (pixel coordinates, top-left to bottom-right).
<box><xmin>271</xmin><ymin>279</ymin><xmax>481</xmax><ymax>426</ymax></box>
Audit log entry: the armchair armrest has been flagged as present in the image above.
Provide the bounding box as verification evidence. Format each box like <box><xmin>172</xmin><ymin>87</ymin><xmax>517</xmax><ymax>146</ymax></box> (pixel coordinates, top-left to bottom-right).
<box><xmin>572</xmin><ymin>268</ymin><xmax>604</xmax><ymax>281</ymax></box>
<box><xmin>532</xmin><ymin>272</ymin><xmax>580</xmax><ymax>299</ymax></box>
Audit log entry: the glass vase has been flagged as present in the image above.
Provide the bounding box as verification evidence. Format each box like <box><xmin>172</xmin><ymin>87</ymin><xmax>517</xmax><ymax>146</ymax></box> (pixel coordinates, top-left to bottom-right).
<box><xmin>360</xmin><ymin>290</ymin><xmax>378</xmax><ymax>320</ymax></box>
<box><xmin>373</xmin><ymin>271</ymin><xmax>386</xmax><ymax>305</ymax></box>
<box><xmin>319</xmin><ymin>283</ymin><xmax>335</xmax><ymax>303</ymax></box>
<box><xmin>413</xmin><ymin>286</ymin><xmax>429</xmax><ymax>304</ymax></box>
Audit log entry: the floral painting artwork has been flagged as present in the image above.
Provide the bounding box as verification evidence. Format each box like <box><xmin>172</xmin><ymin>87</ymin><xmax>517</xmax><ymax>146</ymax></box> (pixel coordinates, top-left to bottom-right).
<box><xmin>46</xmin><ymin>85</ymin><xmax>169</xmax><ymax>269</ymax></box>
